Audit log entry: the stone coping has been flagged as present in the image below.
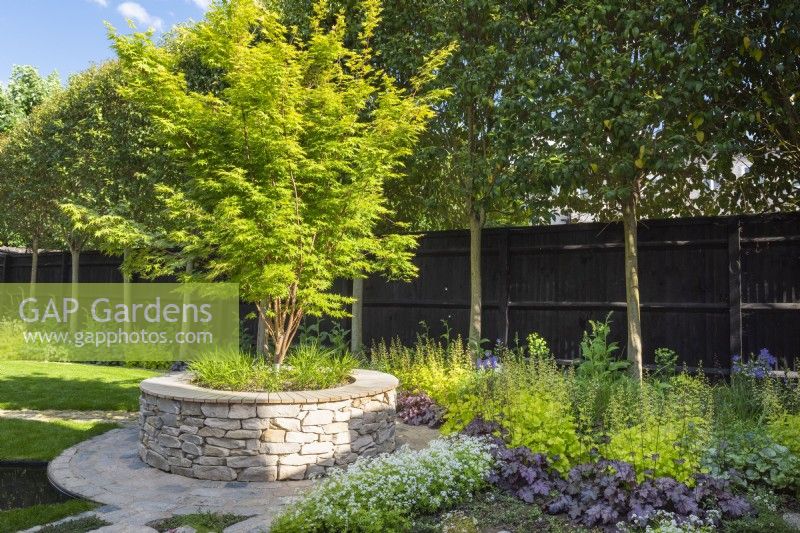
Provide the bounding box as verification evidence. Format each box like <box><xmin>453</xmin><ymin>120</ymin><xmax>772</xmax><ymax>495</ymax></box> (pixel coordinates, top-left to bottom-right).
<box><xmin>140</xmin><ymin>369</ymin><xmax>399</xmax><ymax>405</ymax></box>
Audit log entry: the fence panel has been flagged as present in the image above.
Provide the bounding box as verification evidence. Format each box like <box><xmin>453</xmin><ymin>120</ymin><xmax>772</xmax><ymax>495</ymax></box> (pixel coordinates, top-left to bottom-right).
<box><xmin>1</xmin><ymin>212</ymin><xmax>797</xmax><ymax>369</ymax></box>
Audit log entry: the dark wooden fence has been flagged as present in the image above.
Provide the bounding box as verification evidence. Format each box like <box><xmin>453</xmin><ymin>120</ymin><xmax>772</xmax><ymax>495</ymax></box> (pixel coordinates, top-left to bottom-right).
<box><xmin>2</xmin><ymin>212</ymin><xmax>798</xmax><ymax>370</ymax></box>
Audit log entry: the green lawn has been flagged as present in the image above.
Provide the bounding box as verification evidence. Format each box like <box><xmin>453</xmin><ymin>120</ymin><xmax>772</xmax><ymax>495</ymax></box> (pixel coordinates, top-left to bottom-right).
<box><xmin>0</xmin><ymin>418</ymin><xmax>118</xmax><ymax>460</ymax></box>
<box><xmin>0</xmin><ymin>362</ymin><xmax>159</xmax><ymax>411</ymax></box>
<box><xmin>0</xmin><ymin>500</ymin><xmax>98</xmax><ymax>533</ymax></box>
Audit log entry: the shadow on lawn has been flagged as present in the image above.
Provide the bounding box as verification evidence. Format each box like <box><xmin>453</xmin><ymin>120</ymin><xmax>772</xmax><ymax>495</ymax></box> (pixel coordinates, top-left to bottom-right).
<box><xmin>0</xmin><ymin>418</ymin><xmax>119</xmax><ymax>462</ymax></box>
<box><xmin>0</xmin><ymin>374</ymin><xmax>145</xmax><ymax>411</ymax></box>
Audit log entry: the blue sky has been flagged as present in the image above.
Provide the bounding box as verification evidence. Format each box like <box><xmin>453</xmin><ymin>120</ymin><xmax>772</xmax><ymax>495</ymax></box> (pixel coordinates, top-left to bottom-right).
<box><xmin>0</xmin><ymin>0</ymin><xmax>211</xmax><ymax>86</ymax></box>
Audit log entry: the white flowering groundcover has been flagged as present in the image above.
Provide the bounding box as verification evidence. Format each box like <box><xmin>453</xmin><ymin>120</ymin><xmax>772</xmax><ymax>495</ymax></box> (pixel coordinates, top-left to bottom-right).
<box><xmin>271</xmin><ymin>436</ymin><xmax>494</xmax><ymax>532</ymax></box>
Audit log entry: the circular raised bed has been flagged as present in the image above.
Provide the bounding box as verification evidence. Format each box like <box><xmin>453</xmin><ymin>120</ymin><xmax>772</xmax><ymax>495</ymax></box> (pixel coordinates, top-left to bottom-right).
<box><xmin>138</xmin><ymin>369</ymin><xmax>398</xmax><ymax>481</ymax></box>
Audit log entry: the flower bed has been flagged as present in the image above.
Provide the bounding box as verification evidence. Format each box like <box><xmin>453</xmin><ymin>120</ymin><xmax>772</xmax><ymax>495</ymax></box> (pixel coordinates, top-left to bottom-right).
<box><xmin>137</xmin><ymin>370</ymin><xmax>398</xmax><ymax>481</ymax></box>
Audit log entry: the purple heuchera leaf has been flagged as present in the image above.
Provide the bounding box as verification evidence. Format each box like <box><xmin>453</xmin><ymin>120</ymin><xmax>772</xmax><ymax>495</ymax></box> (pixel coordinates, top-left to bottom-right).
<box><xmin>462</xmin><ymin>422</ymin><xmax>755</xmax><ymax>529</ymax></box>
<box><xmin>396</xmin><ymin>392</ymin><xmax>443</xmax><ymax>428</ymax></box>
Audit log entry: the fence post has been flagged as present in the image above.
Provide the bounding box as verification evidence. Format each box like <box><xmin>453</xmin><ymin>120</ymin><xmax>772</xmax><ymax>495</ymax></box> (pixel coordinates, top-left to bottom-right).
<box><xmin>496</xmin><ymin>229</ymin><xmax>510</xmax><ymax>345</ymax></box>
<box><xmin>728</xmin><ymin>220</ymin><xmax>743</xmax><ymax>362</ymax></box>
<box><xmin>351</xmin><ymin>278</ymin><xmax>364</xmax><ymax>354</ymax></box>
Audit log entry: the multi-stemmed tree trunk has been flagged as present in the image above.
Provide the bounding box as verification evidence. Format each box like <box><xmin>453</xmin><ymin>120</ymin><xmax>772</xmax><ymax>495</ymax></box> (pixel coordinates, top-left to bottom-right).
<box><xmin>255</xmin><ymin>284</ymin><xmax>305</xmax><ymax>368</ymax></box>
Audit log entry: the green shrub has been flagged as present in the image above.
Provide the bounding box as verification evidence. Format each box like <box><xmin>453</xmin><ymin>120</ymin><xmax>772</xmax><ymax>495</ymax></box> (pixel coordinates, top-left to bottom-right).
<box><xmin>602</xmin><ymin>373</ymin><xmax>713</xmax><ymax>484</ymax></box>
<box><xmin>439</xmin><ymin>357</ymin><xmax>581</xmax><ymax>473</ymax></box>
<box><xmin>500</xmin><ymin>389</ymin><xmax>582</xmax><ymax>473</ymax></box>
<box><xmin>190</xmin><ymin>343</ymin><xmax>357</xmax><ymax>392</ymax></box>
<box><xmin>605</xmin><ymin>416</ymin><xmax>709</xmax><ymax>484</ymax></box>
<box><xmin>526</xmin><ymin>332</ymin><xmax>550</xmax><ymax>359</ymax></box>
<box><xmin>576</xmin><ymin>313</ymin><xmax>628</xmax><ymax>382</ymax></box>
<box><xmin>768</xmin><ymin>413</ymin><xmax>800</xmax><ymax>457</ymax></box>
<box><xmin>271</xmin><ymin>436</ymin><xmax>494</xmax><ymax>533</ymax></box>
<box><xmin>703</xmin><ymin>432</ymin><xmax>800</xmax><ymax>492</ymax></box>
<box><xmin>369</xmin><ymin>336</ymin><xmax>474</xmax><ymax>403</ymax></box>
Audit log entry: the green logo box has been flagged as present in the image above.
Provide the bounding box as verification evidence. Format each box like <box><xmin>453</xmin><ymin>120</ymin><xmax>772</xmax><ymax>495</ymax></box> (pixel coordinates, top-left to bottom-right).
<box><xmin>0</xmin><ymin>283</ymin><xmax>240</xmax><ymax>361</ymax></box>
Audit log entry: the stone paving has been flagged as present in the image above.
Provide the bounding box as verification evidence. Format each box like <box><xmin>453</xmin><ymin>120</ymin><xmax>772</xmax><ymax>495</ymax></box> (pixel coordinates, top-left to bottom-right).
<box><xmin>48</xmin><ymin>427</ymin><xmax>315</xmax><ymax>532</ymax></box>
<box><xmin>45</xmin><ymin>422</ymin><xmax>440</xmax><ymax>532</ymax></box>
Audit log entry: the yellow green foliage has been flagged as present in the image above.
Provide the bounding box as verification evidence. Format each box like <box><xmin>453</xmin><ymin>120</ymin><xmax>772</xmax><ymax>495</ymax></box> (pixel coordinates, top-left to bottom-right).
<box><xmin>768</xmin><ymin>413</ymin><xmax>800</xmax><ymax>458</ymax></box>
<box><xmin>601</xmin><ymin>373</ymin><xmax>714</xmax><ymax>484</ymax></box>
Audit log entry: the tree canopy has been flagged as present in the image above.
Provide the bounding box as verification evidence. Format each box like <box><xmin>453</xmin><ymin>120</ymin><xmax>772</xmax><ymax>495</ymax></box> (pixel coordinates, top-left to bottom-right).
<box><xmin>108</xmin><ymin>0</ymin><xmax>450</xmax><ymax>363</ymax></box>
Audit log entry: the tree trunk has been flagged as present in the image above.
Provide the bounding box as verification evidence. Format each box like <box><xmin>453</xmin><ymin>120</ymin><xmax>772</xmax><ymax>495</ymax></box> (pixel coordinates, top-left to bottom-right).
<box><xmin>122</xmin><ymin>248</ymin><xmax>132</xmax><ymax>335</ymax></box>
<box><xmin>256</xmin><ymin>288</ymin><xmax>303</xmax><ymax>367</ymax></box>
<box><xmin>70</xmin><ymin>246</ymin><xmax>80</xmax><ymax>334</ymax></box>
<box><xmin>256</xmin><ymin>300</ymin><xmax>267</xmax><ymax>357</ymax></box>
<box><xmin>30</xmin><ymin>236</ymin><xmax>39</xmax><ymax>286</ymax></box>
<box><xmin>622</xmin><ymin>193</ymin><xmax>643</xmax><ymax>382</ymax></box>
<box><xmin>351</xmin><ymin>277</ymin><xmax>364</xmax><ymax>355</ymax></box>
<box><xmin>468</xmin><ymin>208</ymin><xmax>485</xmax><ymax>353</ymax></box>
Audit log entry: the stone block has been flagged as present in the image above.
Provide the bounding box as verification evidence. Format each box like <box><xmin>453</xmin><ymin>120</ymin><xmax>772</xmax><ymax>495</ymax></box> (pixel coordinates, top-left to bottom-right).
<box><xmin>302</xmin><ymin>410</ymin><xmax>334</xmax><ymax>426</ymax></box>
<box><xmin>195</xmin><ymin>456</ymin><xmax>226</xmax><ymax>466</ymax></box>
<box><xmin>273</xmin><ymin>418</ymin><xmax>301</xmax><ymax>431</ymax></box>
<box><xmin>322</xmin><ymin>422</ymin><xmax>349</xmax><ymax>434</ymax></box>
<box><xmin>144</xmin><ymin>450</ymin><xmax>170</xmax><ymax>471</ymax></box>
<box><xmin>262</xmin><ymin>442</ymin><xmax>301</xmax><ymax>455</ymax></box>
<box><xmin>198</xmin><ymin>427</ymin><xmax>226</xmax><ymax>438</ymax></box>
<box><xmin>280</xmin><ymin>453</ymin><xmax>318</xmax><ymax>466</ymax></box>
<box><xmin>331</xmin><ymin>432</ymin><xmax>351</xmax><ymax>445</ymax></box>
<box><xmin>333</xmin><ymin>410</ymin><xmax>351</xmax><ymax>422</ymax></box>
<box><xmin>301</xmin><ymin>441</ymin><xmax>334</xmax><ymax>455</ymax></box>
<box><xmin>204</xmin><ymin>418</ymin><xmax>241</xmax><ymax>430</ymax></box>
<box><xmin>171</xmin><ymin>466</ymin><xmax>195</xmax><ymax>478</ymax></box>
<box><xmin>181</xmin><ymin>402</ymin><xmax>203</xmax><ymax>416</ymax></box>
<box><xmin>285</xmin><ymin>431</ymin><xmax>317</xmax><ymax>444</ymax></box>
<box><xmin>238</xmin><ymin>466</ymin><xmax>278</xmax><ymax>482</ymax></box>
<box><xmin>351</xmin><ymin>435</ymin><xmax>374</xmax><ymax>452</ymax></box>
<box><xmin>257</xmin><ymin>404</ymin><xmax>300</xmax><ymax>418</ymax></box>
<box><xmin>178</xmin><ymin>425</ymin><xmax>199</xmax><ymax>435</ymax></box>
<box><xmin>157</xmin><ymin>398</ymin><xmax>181</xmax><ymax>414</ymax></box>
<box><xmin>180</xmin><ymin>434</ymin><xmax>204</xmax><ymax>445</ymax></box>
<box><xmin>225</xmin><ymin>429</ymin><xmax>261</xmax><ymax>439</ymax></box>
<box><xmin>262</xmin><ymin>429</ymin><xmax>286</xmax><ymax>442</ymax></box>
<box><xmin>242</xmin><ymin>418</ymin><xmax>270</xmax><ymax>430</ymax></box>
<box><xmin>227</xmin><ymin>455</ymin><xmax>268</xmax><ymax>468</ymax></box>
<box><xmin>192</xmin><ymin>465</ymin><xmax>236</xmax><ymax>481</ymax></box>
<box><xmin>157</xmin><ymin>435</ymin><xmax>182</xmax><ymax>449</ymax></box>
<box><xmin>317</xmin><ymin>400</ymin><xmax>350</xmax><ymax>411</ymax></box>
<box><xmin>278</xmin><ymin>464</ymin><xmax>307</xmax><ymax>480</ymax></box>
<box><xmin>161</xmin><ymin>426</ymin><xmax>180</xmax><ymax>437</ymax></box>
<box><xmin>182</xmin><ymin>417</ymin><xmax>205</xmax><ymax>428</ymax></box>
<box><xmin>229</xmin><ymin>404</ymin><xmax>258</xmax><ymax>419</ymax></box>
<box><xmin>181</xmin><ymin>442</ymin><xmax>202</xmax><ymax>455</ymax></box>
<box><xmin>206</xmin><ymin>437</ymin><xmax>245</xmax><ymax>449</ymax></box>
<box><xmin>200</xmin><ymin>404</ymin><xmax>229</xmax><ymax>418</ymax></box>
<box><xmin>204</xmin><ymin>446</ymin><xmax>231</xmax><ymax>457</ymax></box>
<box><xmin>306</xmin><ymin>464</ymin><xmax>327</xmax><ymax>478</ymax></box>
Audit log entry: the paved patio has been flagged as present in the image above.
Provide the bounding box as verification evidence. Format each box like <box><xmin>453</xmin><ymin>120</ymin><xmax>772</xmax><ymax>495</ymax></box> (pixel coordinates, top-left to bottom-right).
<box><xmin>47</xmin><ymin>427</ymin><xmax>314</xmax><ymax>532</ymax></box>
<box><xmin>45</xmin><ymin>422</ymin><xmax>441</xmax><ymax>532</ymax></box>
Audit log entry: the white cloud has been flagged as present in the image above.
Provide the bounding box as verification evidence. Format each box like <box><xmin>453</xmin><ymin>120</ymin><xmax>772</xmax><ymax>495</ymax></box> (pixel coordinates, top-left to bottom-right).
<box><xmin>191</xmin><ymin>0</ymin><xmax>211</xmax><ymax>9</ymax></box>
<box><xmin>88</xmin><ymin>0</ymin><xmax>109</xmax><ymax>7</ymax></box>
<box><xmin>117</xmin><ymin>2</ymin><xmax>163</xmax><ymax>30</ymax></box>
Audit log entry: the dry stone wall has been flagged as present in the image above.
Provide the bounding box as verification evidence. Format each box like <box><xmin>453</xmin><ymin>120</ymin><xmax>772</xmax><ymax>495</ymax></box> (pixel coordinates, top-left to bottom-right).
<box><xmin>138</xmin><ymin>370</ymin><xmax>398</xmax><ymax>481</ymax></box>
